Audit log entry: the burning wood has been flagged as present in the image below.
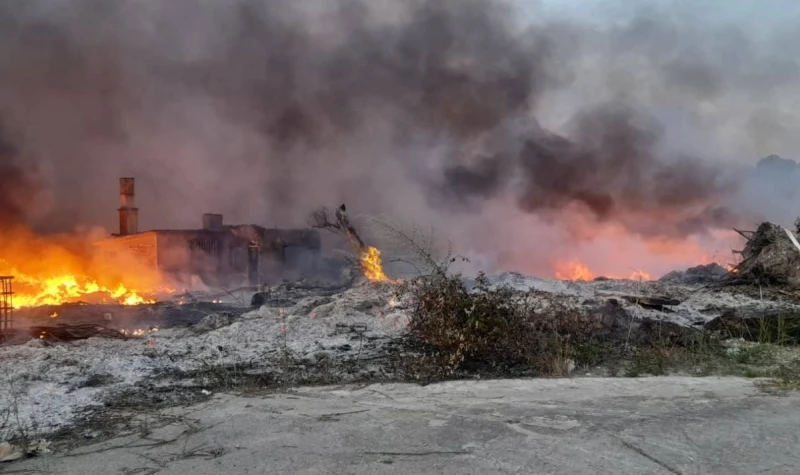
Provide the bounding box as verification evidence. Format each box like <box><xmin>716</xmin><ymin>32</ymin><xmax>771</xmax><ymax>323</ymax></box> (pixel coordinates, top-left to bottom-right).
<box><xmin>310</xmin><ymin>205</ymin><xmax>394</xmax><ymax>283</ymax></box>
<box><xmin>0</xmin><ymin>226</ymin><xmax>168</xmax><ymax>308</ymax></box>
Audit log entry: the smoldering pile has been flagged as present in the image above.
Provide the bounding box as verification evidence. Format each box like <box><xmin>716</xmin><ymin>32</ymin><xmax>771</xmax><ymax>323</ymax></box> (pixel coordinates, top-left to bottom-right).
<box><xmin>659</xmin><ymin>263</ymin><xmax>730</xmax><ymax>285</ymax></box>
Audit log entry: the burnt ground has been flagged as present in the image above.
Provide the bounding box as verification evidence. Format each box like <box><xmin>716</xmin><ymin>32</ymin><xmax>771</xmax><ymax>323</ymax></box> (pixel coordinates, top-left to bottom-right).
<box><xmin>2</xmin><ymin>283</ymin><xmax>329</xmax><ymax>344</ymax></box>
<box><xmin>1</xmin><ymin>301</ymin><xmax>250</xmax><ymax>346</ymax></box>
<box><xmin>14</xmin><ymin>301</ymin><xmax>248</xmax><ymax>330</ymax></box>
<box><xmin>3</xmin><ymin>280</ymin><xmax>353</xmax><ymax>344</ymax></box>
<box><xmin>3</xmin><ymin>273</ymin><xmax>800</xmax><ymax>468</ymax></box>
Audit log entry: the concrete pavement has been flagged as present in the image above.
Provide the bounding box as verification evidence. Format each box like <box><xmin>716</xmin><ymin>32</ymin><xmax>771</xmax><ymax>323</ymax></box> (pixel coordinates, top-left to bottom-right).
<box><xmin>6</xmin><ymin>377</ymin><xmax>799</xmax><ymax>474</ymax></box>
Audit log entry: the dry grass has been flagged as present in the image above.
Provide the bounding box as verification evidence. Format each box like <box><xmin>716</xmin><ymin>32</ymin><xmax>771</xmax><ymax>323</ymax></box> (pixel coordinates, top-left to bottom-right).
<box><xmin>0</xmin><ymin>368</ymin><xmax>37</xmax><ymax>446</ymax></box>
<box><xmin>395</xmin><ymin>271</ymin><xmax>615</xmax><ymax>379</ymax></box>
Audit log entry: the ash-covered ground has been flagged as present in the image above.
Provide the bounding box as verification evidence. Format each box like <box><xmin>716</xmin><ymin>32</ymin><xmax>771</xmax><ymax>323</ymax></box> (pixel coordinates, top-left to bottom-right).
<box><xmin>2</xmin><ymin>269</ymin><xmax>799</xmax><ymax>446</ymax></box>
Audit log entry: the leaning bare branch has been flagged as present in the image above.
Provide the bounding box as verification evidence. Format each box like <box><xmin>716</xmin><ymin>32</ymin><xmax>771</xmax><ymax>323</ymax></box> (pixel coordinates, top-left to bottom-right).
<box><xmin>309</xmin><ymin>205</ymin><xmax>366</xmax><ymax>252</ymax></box>
<box><xmin>733</xmin><ymin>228</ymin><xmax>755</xmax><ymax>240</ymax></box>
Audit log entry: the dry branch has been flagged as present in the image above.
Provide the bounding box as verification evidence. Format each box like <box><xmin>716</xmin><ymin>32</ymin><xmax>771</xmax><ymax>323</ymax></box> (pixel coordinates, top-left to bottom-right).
<box><xmin>733</xmin><ymin>228</ymin><xmax>755</xmax><ymax>240</ymax></box>
<box><xmin>309</xmin><ymin>204</ymin><xmax>366</xmax><ymax>252</ymax></box>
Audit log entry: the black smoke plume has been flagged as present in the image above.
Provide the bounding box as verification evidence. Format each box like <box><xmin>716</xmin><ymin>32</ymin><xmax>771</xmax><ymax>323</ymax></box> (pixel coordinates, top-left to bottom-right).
<box><xmin>0</xmin><ymin>0</ymin><xmax>792</xmax><ymax>247</ymax></box>
<box><xmin>438</xmin><ymin>104</ymin><xmax>742</xmax><ymax>238</ymax></box>
<box><xmin>0</xmin><ymin>121</ymin><xmax>39</xmax><ymax>228</ymax></box>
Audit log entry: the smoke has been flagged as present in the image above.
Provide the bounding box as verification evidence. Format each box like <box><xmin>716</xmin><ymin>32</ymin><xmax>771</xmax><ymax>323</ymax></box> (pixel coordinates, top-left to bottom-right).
<box><xmin>0</xmin><ymin>0</ymin><xmax>797</xmax><ymax>276</ymax></box>
<box><xmin>0</xmin><ymin>120</ymin><xmax>40</xmax><ymax>228</ymax></box>
<box><xmin>437</xmin><ymin>103</ymin><xmax>742</xmax><ymax>239</ymax></box>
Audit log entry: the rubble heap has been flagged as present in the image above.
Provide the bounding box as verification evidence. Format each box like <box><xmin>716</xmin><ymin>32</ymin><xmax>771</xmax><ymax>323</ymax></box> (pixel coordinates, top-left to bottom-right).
<box><xmin>659</xmin><ymin>263</ymin><xmax>729</xmax><ymax>285</ymax></box>
<box><xmin>731</xmin><ymin>222</ymin><xmax>800</xmax><ymax>287</ymax></box>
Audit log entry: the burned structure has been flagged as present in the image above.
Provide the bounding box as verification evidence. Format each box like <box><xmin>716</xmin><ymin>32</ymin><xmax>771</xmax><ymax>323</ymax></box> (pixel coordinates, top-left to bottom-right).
<box><xmin>95</xmin><ymin>178</ymin><xmax>322</xmax><ymax>287</ymax></box>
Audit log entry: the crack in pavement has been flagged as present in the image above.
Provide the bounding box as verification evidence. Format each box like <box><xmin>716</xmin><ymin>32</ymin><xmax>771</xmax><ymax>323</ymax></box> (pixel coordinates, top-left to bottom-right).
<box><xmin>363</xmin><ymin>450</ymin><xmax>471</xmax><ymax>457</ymax></box>
<box><xmin>617</xmin><ymin>438</ymin><xmax>684</xmax><ymax>475</ymax></box>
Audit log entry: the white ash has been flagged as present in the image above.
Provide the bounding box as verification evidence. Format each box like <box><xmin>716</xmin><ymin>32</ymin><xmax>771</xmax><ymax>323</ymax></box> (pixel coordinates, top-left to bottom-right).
<box><xmin>0</xmin><ymin>283</ymin><xmax>406</xmax><ymax>437</ymax></box>
<box><xmin>481</xmin><ymin>272</ymin><xmax>800</xmax><ymax>325</ymax></box>
<box><xmin>1</xmin><ymin>274</ymin><xmax>798</xmax><ymax>439</ymax></box>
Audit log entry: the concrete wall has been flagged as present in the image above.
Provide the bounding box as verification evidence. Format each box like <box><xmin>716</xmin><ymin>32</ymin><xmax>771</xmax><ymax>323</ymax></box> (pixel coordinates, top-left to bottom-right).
<box><xmin>94</xmin><ymin>232</ymin><xmax>158</xmax><ymax>269</ymax></box>
<box><xmin>155</xmin><ymin>231</ymin><xmax>246</xmax><ymax>286</ymax></box>
<box><xmin>97</xmin><ymin>227</ymin><xmax>324</xmax><ymax>288</ymax></box>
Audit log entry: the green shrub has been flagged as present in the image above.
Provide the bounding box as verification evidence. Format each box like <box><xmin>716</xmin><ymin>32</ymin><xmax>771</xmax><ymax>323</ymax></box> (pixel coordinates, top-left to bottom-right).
<box><xmin>397</xmin><ymin>272</ymin><xmax>609</xmax><ymax>377</ymax></box>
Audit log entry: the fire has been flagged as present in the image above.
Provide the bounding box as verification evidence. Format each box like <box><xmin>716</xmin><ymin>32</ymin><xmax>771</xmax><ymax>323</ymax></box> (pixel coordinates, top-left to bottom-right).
<box><xmin>554</xmin><ymin>260</ymin><xmax>655</xmax><ymax>281</ymax></box>
<box><xmin>9</xmin><ymin>274</ymin><xmax>157</xmax><ymax>308</ymax></box>
<box><xmin>555</xmin><ymin>260</ymin><xmax>595</xmax><ymax>281</ymax></box>
<box><xmin>0</xmin><ymin>226</ymin><xmax>168</xmax><ymax>308</ymax></box>
<box><xmin>359</xmin><ymin>246</ymin><xmax>394</xmax><ymax>283</ymax></box>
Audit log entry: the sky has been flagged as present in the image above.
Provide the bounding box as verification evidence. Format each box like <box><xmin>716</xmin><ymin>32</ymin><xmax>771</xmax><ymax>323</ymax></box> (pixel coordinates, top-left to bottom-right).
<box><xmin>528</xmin><ymin>0</ymin><xmax>800</xmax><ymax>163</ymax></box>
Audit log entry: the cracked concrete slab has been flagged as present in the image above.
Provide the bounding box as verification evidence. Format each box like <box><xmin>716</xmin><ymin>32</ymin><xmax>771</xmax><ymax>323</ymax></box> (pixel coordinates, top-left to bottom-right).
<box><xmin>6</xmin><ymin>377</ymin><xmax>800</xmax><ymax>474</ymax></box>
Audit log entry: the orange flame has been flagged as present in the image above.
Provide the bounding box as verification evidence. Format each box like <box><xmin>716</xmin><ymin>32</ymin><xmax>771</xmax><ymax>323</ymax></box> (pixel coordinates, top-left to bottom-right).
<box><xmin>0</xmin><ymin>226</ymin><xmax>168</xmax><ymax>308</ymax></box>
<box><xmin>359</xmin><ymin>246</ymin><xmax>394</xmax><ymax>283</ymax></box>
<box><xmin>554</xmin><ymin>260</ymin><xmax>595</xmax><ymax>281</ymax></box>
<box><xmin>554</xmin><ymin>260</ymin><xmax>657</xmax><ymax>282</ymax></box>
<box><xmin>8</xmin><ymin>274</ymin><xmax>157</xmax><ymax>308</ymax></box>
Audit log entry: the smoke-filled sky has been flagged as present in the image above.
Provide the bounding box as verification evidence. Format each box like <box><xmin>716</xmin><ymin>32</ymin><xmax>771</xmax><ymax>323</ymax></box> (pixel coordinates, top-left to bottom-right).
<box><xmin>0</xmin><ymin>0</ymin><xmax>798</xmax><ymax>277</ymax></box>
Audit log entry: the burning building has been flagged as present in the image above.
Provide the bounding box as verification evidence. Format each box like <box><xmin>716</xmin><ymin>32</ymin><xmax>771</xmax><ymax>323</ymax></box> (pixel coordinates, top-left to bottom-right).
<box><xmin>94</xmin><ymin>178</ymin><xmax>322</xmax><ymax>288</ymax></box>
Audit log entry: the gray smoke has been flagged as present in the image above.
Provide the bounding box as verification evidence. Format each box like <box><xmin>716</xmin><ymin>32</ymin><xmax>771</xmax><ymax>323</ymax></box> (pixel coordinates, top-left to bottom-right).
<box><xmin>436</xmin><ymin>103</ymin><xmax>742</xmax><ymax>238</ymax></box>
<box><xmin>0</xmin><ymin>0</ymin><xmax>797</xmax><ymax>267</ymax></box>
<box><xmin>0</xmin><ymin>121</ymin><xmax>40</xmax><ymax>228</ymax></box>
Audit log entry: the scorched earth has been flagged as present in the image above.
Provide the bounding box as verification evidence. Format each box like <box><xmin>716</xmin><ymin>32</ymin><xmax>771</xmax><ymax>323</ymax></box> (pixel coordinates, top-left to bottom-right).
<box><xmin>1</xmin><ymin>271</ymin><xmax>797</xmax><ymax>442</ymax></box>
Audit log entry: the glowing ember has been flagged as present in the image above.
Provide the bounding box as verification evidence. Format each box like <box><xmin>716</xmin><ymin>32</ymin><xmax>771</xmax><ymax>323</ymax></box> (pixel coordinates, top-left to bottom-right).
<box><xmin>359</xmin><ymin>246</ymin><xmax>394</xmax><ymax>283</ymax></box>
<box><xmin>120</xmin><ymin>327</ymin><xmax>159</xmax><ymax>337</ymax></box>
<box><xmin>0</xmin><ymin>226</ymin><xmax>169</xmax><ymax>308</ymax></box>
<box><xmin>554</xmin><ymin>259</ymin><xmax>595</xmax><ymax>281</ymax></box>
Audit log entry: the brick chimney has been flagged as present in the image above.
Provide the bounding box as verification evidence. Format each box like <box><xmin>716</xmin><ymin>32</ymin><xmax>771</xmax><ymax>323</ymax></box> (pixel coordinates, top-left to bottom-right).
<box><xmin>118</xmin><ymin>177</ymin><xmax>139</xmax><ymax>235</ymax></box>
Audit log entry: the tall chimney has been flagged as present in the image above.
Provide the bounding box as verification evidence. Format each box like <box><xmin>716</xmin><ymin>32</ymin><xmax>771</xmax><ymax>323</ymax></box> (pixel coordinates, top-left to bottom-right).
<box><xmin>118</xmin><ymin>177</ymin><xmax>139</xmax><ymax>236</ymax></box>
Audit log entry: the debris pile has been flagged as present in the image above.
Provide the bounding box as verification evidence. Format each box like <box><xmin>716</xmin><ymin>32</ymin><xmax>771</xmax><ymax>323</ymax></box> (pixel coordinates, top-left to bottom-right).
<box><xmin>730</xmin><ymin>222</ymin><xmax>800</xmax><ymax>286</ymax></box>
<box><xmin>659</xmin><ymin>263</ymin><xmax>730</xmax><ymax>285</ymax></box>
<box><xmin>191</xmin><ymin>313</ymin><xmax>235</xmax><ymax>333</ymax></box>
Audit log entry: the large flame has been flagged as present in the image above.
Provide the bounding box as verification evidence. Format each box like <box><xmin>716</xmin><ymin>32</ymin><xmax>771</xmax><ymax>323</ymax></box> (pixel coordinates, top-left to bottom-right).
<box><xmin>359</xmin><ymin>246</ymin><xmax>394</xmax><ymax>283</ymax></box>
<box><xmin>0</xmin><ymin>226</ymin><xmax>169</xmax><ymax>308</ymax></box>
